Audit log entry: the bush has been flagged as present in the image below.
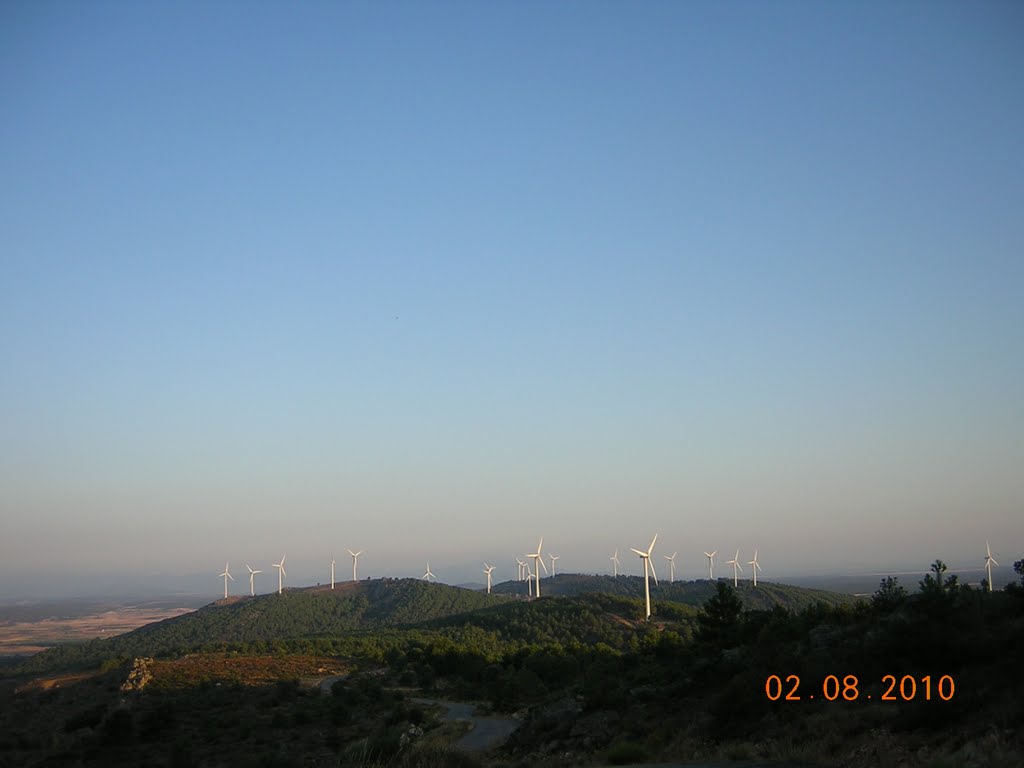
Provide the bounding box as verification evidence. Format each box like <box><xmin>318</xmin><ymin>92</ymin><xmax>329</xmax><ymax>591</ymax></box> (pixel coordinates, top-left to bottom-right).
<box><xmin>605</xmin><ymin>740</ymin><xmax>649</xmax><ymax>765</ymax></box>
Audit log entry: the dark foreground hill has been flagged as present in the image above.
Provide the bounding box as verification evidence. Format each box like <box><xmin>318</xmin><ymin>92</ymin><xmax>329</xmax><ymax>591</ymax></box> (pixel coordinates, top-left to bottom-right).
<box><xmin>492</xmin><ymin>572</ymin><xmax>857</xmax><ymax>609</ymax></box>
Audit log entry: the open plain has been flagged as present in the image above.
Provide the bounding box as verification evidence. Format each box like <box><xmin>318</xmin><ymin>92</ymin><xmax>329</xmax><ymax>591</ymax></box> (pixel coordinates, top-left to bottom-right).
<box><xmin>0</xmin><ymin>600</ymin><xmax>199</xmax><ymax>656</ymax></box>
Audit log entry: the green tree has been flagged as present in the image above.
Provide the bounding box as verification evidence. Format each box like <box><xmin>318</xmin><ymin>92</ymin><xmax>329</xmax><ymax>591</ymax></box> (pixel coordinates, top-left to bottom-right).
<box><xmin>872</xmin><ymin>576</ymin><xmax>907</xmax><ymax>611</ymax></box>
<box><xmin>1014</xmin><ymin>558</ymin><xmax>1024</xmax><ymax>587</ymax></box>
<box><xmin>697</xmin><ymin>581</ymin><xmax>743</xmax><ymax>647</ymax></box>
<box><xmin>919</xmin><ymin>559</ymin><xmax>958</xmax><ymax>596</ymax></box>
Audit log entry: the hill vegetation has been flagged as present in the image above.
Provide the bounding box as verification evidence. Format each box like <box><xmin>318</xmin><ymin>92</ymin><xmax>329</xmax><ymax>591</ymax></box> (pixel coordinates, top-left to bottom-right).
<box><xmin>492</xmin><ymin>572</ymin><xmax>858</xmax><ymax>610</ymax></box>
<box><xmin>2</xmin><ymin>563</ymin><xmax>1022</xmax><ymax>767</ymax></box>
<box><xmin>13</xmin><ymin>579</ymin><xmax>511</xmax><ymax>676</ymax></box>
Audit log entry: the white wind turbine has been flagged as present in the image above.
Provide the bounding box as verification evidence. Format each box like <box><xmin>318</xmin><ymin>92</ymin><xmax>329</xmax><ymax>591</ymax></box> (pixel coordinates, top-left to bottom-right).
<box><xmin>273</xmin><ymin>555</ymin><xmax>287</xmax><ymax>594</ymax></box>
<box><xmin>630</xmin><ymin>534</ymin><xmax>659</xmax><ymax>620</ymax></box>
<box><xmin>516</xmin><ymin>558</ymin><xmax>527</xmax><ymax>581</ymax></box>
<box><xmin>726</xmin><ymin>550</ymin><xmax>743</xmax><ymax>587</ymax></box>
<box><xmin>246</xmin><ymin>564</ymin><xmax>261</xmax><ymax>596</ymax></box>
<box><xmin>483</xmin><ymin>563</ymin><xmax>495</xmax><ymax>594</ymax></box>
<box><xmin>527</xmin><ymin>537</ymin><xmax>547</xmax><ymax>597</ymax></box>
<box><xmin>704</xmin><ymin>550</ymin><xmax>717</xmax><ymax>580</ymax></box>
<box><xmin>748</xmin><ymin>549</ymin><xmax>762</xmax><ymax>587</ymax></box>
<box><xmin>525</xmin><ymin>563</ymin><xmax>536</xmax><ymax>597</ymax></box>
<box><xmin>348</xmin><ymin>549</ymin><xmax>362</xmax><ymax>581</ymax></box>
<box><xmin>219</xmin><ymin>562</ymin><xmax>234</xmax><ymax>599</ymax></box>
<box><xmin>422</xmin><ymin>562</ymin><xmax>436</xmax><ymax>582</ymax></box>
<box><xmin>549</xmin><ymin>554</ymin><xmax>559</xmax><ymax>577</ymax></box>
<box><xmin>330</xmin><ymin>556</ymin><xmax>336</xmax><ymax>590</ymax></box>
<box><xmin>985</xmin><ymin>541</ymin><xmax>998</xmax><ymax>592</ymax></box>
<box><xmin>664</xmin><ymin>552</ymin><xmax>677</xmax><ymax>583</ymax></box>
<box><xmin>610</xmin><ymin>549</ymin><xmax>620</xmax><ymax>577</ymax></box>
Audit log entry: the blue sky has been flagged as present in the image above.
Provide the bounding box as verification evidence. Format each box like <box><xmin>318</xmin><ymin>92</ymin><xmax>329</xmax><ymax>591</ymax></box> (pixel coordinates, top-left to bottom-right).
<box><xmin>2</xmin><ymin>2</ymin><xmax>1022</xmax><ymax>598</ymax></box>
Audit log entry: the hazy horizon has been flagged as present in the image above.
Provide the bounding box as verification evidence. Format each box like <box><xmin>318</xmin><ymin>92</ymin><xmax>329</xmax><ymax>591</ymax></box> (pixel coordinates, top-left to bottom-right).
<box><xmin>0</xmin><ymin>551</ymin><xmax>1015</xmax><ymax>603</ymax></box>
<box><xmin>2</xmin><ymin>3</ymin><xmax>1022</xmax><ymax>602</ymax></box>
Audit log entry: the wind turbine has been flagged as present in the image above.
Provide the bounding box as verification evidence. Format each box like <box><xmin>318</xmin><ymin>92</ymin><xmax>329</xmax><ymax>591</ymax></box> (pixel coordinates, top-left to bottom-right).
<box><xmin>630</xmin><ymin>534</ymin><xmax>659</xmax><ymax>620</ymax></box>
<box><xmin>748</xmin><ymin>549</ymin><xmax>762</xmax><ymax>587</ymax></box>
<box><xmin>527</xmin><ymin>538</ymin><xmax>547</xmax><ymax>597</ymax></box>
<box><xmin>704</xmin><ymin>550</ymin><xmax>717</xmax><ymax>580</ymax></box>
<box><xmin>985</xmin><ymin>541</ymin><xmax>998</xmax><ymax>592</ymax></box>
<box><xmin>726</xmin><ymin>550</ymin><xmax>743</xmax><ymax>587</ymax></box>
<box><xmin>610</xmin><ymin>549</ymin><xmax>620</xmax><ymax>577</ymax></box>
<box><xmin>348</xmin><ymin>549</ymin><xmax>362</xmax><ymax>581</ymax></box>
<box><xmin>246</xmin><ymin>564</ymin><xmax>261</xmax><ymax>596</ymax></box>
<box><xmin>549</xmin><ymin>554</ymin><xmax>559</xmax><ymax>577</ymax></box>
<box><xmin>273</xmin><ymin>555</ymin><xmax>287</xmax><ymax>594</ymax></box>
<box><xmin>422</xmin><ymin>562</ymin><xmax>436</xmax><ymax>582</ymax></box>
<box><xmin>219</xmin><ymin>562</ymin><xmax>234</xmax><ymax>599</ymax></box>
<box><xmin>664</xmin><ymin>552</ymin><xmax>677</xmax><ymax>583</ymax></box>
<box><xmin>330</xmin><ymin>556</ymin><xmax>336</xmax><ymax>590</ymax></box>
<box><xmin>483</xmin><ymin>563</ymin><xmax>495</xmax><ymax>594</ymax></box>
<box><xmin>516</xmin><ymin>558</ymin><xmax>527</xmax><ymax>581</ymax></box>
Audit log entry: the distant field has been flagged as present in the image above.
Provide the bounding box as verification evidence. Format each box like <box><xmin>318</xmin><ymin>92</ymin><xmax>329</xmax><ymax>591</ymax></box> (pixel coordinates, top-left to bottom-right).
<box><xmin>0</xmin><ymin>602</ymin><xmax>199</xmax><ymax>656</ymax></box>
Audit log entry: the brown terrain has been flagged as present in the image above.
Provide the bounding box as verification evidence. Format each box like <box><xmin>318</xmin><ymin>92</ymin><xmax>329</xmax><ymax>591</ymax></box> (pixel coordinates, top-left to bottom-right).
<box><xmin>0</xmin><ymin>602</ymin><xmax>199</xmax><ymax>656</ymax></box>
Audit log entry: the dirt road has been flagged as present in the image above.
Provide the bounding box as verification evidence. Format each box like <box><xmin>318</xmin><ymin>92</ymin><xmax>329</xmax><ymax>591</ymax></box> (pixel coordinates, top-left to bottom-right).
<box><xmin>411</xmin><ymin>697</ymin><xmax>520</xmax><ymax>751</ymax></box>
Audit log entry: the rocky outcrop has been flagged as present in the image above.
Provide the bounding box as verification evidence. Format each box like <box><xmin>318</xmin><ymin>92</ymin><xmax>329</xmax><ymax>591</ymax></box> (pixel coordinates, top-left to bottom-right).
<box><xmin>120</xmin><ymin>657</ymin><xmax>154</xmax><ymax>692</ymax></box>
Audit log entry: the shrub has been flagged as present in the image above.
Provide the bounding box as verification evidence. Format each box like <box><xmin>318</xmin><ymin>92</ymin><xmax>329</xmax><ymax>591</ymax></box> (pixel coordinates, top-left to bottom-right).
<box><xmin>606</xmin><ymin>740</ymin><xmax>649</xmax><ymax>765</ymax></box>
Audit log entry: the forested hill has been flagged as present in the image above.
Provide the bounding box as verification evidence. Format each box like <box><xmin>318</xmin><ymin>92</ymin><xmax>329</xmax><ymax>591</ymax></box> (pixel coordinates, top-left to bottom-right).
<box><xmin>16</xmin><ymin>579</ymin><xmax>510</xmax><ymax>674</ymax></box>
<box><xmin>492</xmin><ymin>573</ymin><xmax>857</xmax><ymax>609</ymax></box>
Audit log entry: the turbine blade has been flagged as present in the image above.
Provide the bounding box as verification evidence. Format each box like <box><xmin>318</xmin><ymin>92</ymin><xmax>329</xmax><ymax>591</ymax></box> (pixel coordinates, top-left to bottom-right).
<box><xmin>630</xmin><ymin>548</ymin><xmax>645</xmax><ymax>557</ymax></box>
<box><xmin>647</xmin><ymin>534</ymin><xmax>658</xmax><ymax>554</ymax></box>
<box><xmin>538</xmin><ymin>557</ymin><xmax>548</xmax><ymax>574</ymax></box>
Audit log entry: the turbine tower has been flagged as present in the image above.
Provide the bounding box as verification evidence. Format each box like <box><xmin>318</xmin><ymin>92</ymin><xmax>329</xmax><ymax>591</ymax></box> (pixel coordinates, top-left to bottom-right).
<box><xmin>630</xmin><ymin>534</ymin><xmax>659</xmax><ymax>620</ymax></box>
<box><xmin>330</xmin><ymin>556</ymin><xmax>336</xmax><ymax>590</ymax></box>
<box><xmin>610</xmin><ymin>549</ymin><xmax>620</xmax><ymax>577</ymax></box>
<box><xmin>748</xmin><ymin>549</ymin><xmax>762</xmax><ymax>587</ymax></box>
<box><xmin>246</xmin><ymin>564</ymin><xmax>261</xmax><ymax>597</ymax></box>
<box><xmin>516</xmin><ymin>558</ymin><xmax>527</xmax><ymax>581</ymax></box>
<box><xmin>348</xmin><ymin>549</ymin><xmax>362</xmax><ymax>581</ymax></box>
<box><xmin>527</xmin><ymin>537</ymin><xmax>547</xmax><ymax>597</ymax></box>
<box><xmin>985</xmin><ymin>541</ymin><xmax>998</xmax><ymax>592</ymax></box>
<box><xmin>273</xmin><ymin>555</ymin><xmax>287</xmax><ymax>594</ymax></box>
<box><xmin>704</xmin><ymin>550</ymin><xmax>717</xmax><ymax>580</ymax></box>
<box><xmin>664</xmin><ymin>552</ymin><xmax>677</xmax><ymax>583</ymax></box>
<box><xmin>525</xmin><ymin>564</ymin><xmax>535</xmax><ymax>597</ymax></box>
<box><xmin>549</xmin><ymin>554</ymin><xmax>559</xmax><ymax>577</ymax></box>
<box><xmin>422</xmin><ymin>562</ymin><xmax>436</xmax><ymax>582</ymax></box>
<box><xmin>726</xmin><ymin>550</ymin><xmax>743</xmax><ymax>587</ymax></box>
<box><xmin>483</xmin><ymin>563</ymin><xmax>495</xmax><ymax>594</ymax></box>
<box><xmin>219</xmin><ymin>562</ymin><xmax>234</xmax><ymax>599</ymax></box>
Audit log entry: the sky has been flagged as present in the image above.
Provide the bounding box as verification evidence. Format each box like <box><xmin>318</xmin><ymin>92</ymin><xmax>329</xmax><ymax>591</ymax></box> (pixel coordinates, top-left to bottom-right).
<box><xmin>1</xmin><ymin>1</ymin><xmax>1022</xmax><ymax>599</ymax></box>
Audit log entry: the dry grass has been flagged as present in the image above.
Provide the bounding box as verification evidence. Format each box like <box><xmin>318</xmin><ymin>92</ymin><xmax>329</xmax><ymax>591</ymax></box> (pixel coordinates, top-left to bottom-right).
<box><xmin>0</xmin><ymin>606</ymin><xmax>194</xmax><ymax>655</ymax></box>
<box><xmin>148</xmin><ymin>652</ymin><xmax>349</xmax><ymax>689</ymax></box>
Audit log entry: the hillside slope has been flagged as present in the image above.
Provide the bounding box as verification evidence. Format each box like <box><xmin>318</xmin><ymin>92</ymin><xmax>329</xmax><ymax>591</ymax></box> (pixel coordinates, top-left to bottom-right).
<box><xmin>15</xmin><ymin>579</ymin><xmax>511</xmax><ymax>675</ymax></box>
<box><xmin>491</xmin><ymin>573</ymin><xmax>857</xmax><ymax>609</ymax></box>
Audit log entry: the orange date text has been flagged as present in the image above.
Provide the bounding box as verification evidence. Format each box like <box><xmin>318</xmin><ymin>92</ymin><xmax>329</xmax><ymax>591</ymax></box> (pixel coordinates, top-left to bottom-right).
<box><xmin>764</xmin><ymin>674</ymin><xmax>955</xmax><ymax>702</ymax></box>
